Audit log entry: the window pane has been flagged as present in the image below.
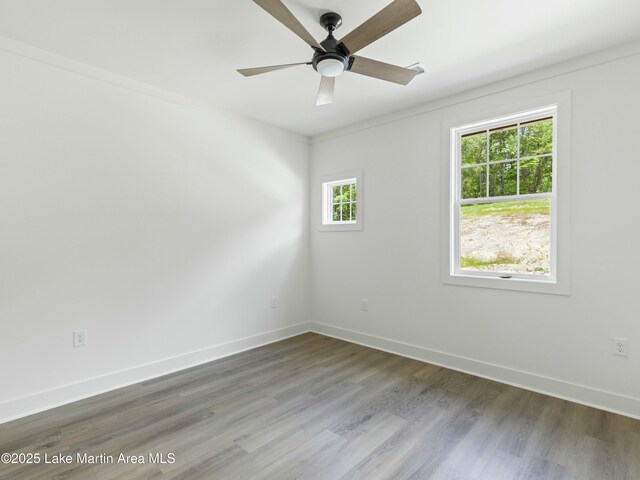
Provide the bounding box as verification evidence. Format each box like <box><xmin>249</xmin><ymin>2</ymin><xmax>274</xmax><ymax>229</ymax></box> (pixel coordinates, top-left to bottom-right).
<box><xmin>489</xmin><ymin>161</ymin><xmax>517</xmax><ymax>197</ymax></box>
<box><xmin>341</xmin><ymin>204</ymin><xmax>351</xmax><ymax>221</ymax></box>
<box><xmin>520</xmin><ymin>156</ymin><xmax>552</xmax><ymax>194</ymax></box>
<box><xmin>459</xmin><ymin>200</ymin><xmax>551</xmax><ymax>276</ymax></box>
<box><xmin>343</xmin><ymin>185</ymin><xmax>351</xmax><ymax>202</ymax></box>
<box><xmin>461</xmin><ymin>166</ymin><xmax>486</xmax><ymax>199</ymax></box>
<box><xmin>351</xmin><ymin>184</ymin><xmax>357</xmax><ymax>201</ymax></box>
<box><xmin>489</xmin><ymin>126</ymin><xmax>518</xmax><ymax>162</ymax></box>
<box><xmin>520</xmin><ymin>119</ymin><xmax>553</xmax><ymax>157</ymax></box>
<box><xmin>461</xmin><ymin>132</ymin><xmax>487</xmax><ymax>166</ymax></box>
<box><xmin>352</xmin><ymin>203</ymin><xmax>357</xmax><ymax>220</ymax></box>
<box><xmin>332</xmin><ymin>204</ymin><xmax>340</xmax><ymax>221</ymax></box>
<box><xmin>332</xmin><ymin>185</ymin><xmax>341</xmax><ymax>204</ymax></box>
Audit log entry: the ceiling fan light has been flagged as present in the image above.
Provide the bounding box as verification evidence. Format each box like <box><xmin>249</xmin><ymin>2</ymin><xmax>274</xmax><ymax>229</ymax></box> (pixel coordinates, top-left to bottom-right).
<box><xmin>317</xmin><ymin>58</ymin><xmax>345</xmax><ymax>77</ymax></box>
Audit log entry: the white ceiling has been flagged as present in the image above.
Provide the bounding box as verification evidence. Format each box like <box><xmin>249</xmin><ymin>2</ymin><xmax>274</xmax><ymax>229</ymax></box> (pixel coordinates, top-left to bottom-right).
<box><xmin>1</xmin><ymin>0</ymin><xmax>639</xmax><ymax>136</ymax></box>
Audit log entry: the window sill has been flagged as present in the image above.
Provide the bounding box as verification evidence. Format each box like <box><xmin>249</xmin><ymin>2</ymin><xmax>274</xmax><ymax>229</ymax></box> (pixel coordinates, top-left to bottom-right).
<box><xmin>442</xmin><ymin>272</ymin><xmax>570</xmax><ymax>295</ymax></box>
<box><xmin>319</xmin><ymin>222</ymin><xmax>363</xmax><ymax>232</ymax></box>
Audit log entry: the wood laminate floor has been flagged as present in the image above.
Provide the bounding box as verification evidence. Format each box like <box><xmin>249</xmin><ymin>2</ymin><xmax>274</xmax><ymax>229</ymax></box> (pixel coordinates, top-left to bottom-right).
<box><xmin>1</xmin><ymin>333</ymin><xmax>639</xmax><ymax>479</ymax></box>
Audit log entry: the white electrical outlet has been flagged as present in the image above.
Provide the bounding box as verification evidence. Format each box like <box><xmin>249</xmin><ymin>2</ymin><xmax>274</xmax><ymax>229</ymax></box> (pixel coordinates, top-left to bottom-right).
<box><xmin>361</xmin><ymin>299</ymin><xmax>369</xmax><ymax>312</ymax></box>
<box><xmin>270</xmin><ymin>296</ymin><xmax>277</xmax><ymax>309</ymax></box>
<box><xmin>73</xmin><ymin>329</ymin><xmax>87</xmax><ymax>348</ymax></box>
<box><xmin>612</xmin><ymin>337</ymin><xmax>628</xmax><ymax>357</ymax></box>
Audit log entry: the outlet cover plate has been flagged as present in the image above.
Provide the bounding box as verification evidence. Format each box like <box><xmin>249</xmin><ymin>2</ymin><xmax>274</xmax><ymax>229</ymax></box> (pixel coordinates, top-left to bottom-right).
<box><xmin>73</xmin><ymin>329</ymin><xmax>87</xmax><ymax>348</ymax></box>
<box><xmin>612</xmin><ymin>337</ymin><xmax>628</xmax><ymax>357</ymax></box>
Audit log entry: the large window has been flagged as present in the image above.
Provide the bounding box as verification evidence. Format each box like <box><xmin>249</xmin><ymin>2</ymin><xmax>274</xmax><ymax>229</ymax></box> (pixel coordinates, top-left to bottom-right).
<box><xmin>451</xmin><ymin>106</ymin><xmax>557</xmax><ymax>282</ymax></box>
<box><xmin>320</xmin><ymin>170</ymin><xmax>363</xmax><ymax>231</ymax></box>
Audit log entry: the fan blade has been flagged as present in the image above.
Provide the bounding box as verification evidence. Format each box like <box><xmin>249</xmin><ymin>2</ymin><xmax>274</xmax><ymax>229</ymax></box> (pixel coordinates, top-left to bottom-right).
<box><xmin>316</xmin><ymin>76</ymin><xmax>335</xmax><ymax>106</ymax></box>
<box><xmin>338</xmin><ymin>0</ymin><xmax>421</xmax><ymax>55</ymax></box>
<box><xmin>237</xmin><ymin>62</ymin><xmax>307</xmax><ymax>77</ymax></box>
<box><xmin>254</xmin><ymin>0</ymin><xmax>323</xmax><ymax>50</ymax></box>
<box><xmin>349</xmin><ymin>56</ymin><xmax>417</xmax><ymax>85</ymax></box>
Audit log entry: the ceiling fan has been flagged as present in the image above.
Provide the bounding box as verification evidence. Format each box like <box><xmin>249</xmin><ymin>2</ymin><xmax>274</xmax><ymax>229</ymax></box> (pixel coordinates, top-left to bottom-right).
<box><xmin>238</xmin><ymin>0</ymin><xmax>422</xmax><ymax>106</ymax></box>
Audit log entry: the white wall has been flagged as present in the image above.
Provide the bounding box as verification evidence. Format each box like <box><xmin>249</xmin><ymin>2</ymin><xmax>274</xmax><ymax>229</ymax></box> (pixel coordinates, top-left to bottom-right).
<box><xmin>0</xmin><ymin>45</ymin><xmax>310</xmax><ymax>422</ymax></box>
<box><xmin>310</xmin><ymin>47</ymin><xmax>640</xmax><ymax>418</ymax></box>
<box><xmin>2</xmin><ymin>38</ymin><xmax>639</xmax><ymax>424</ymax></box>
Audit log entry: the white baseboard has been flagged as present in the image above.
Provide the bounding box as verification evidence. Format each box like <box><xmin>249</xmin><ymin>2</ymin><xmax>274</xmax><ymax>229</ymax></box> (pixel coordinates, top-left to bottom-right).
<box><xmin>0</xmin><ymin>322</ymin><xmax>310</xmax><ymax>425</ymax></box>
<box><xmin>4</xmin><ymin>321</ymin><xmax>638</xmax><ymax>425</ymax></box>
<box><xmin>310</xmin><ymin>322</ymin><xmax>640</xmax><ymax>420</ymax></box>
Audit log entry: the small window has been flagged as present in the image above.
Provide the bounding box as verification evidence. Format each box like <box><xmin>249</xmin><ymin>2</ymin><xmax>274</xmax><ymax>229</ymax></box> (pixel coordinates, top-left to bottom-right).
<box><xmin>328</xmin><ymin>180</ymin><xmax>357</xmax><ymax>223</ymax></box>
<box><xmin>320</xmin><ymin>171</ymin><xmax>362</xmax><ymax>231</ymax></box>
<box><xmin>451</xmin><ymin>107</ymin><xmax>557</xmax><ymax>282</ymax></box>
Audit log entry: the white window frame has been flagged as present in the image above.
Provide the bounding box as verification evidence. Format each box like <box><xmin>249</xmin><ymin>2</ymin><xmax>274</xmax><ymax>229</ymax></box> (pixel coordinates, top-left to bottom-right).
<box><xmin>441</xmin><ymin>92</ymin><xmax>571</xmax><ymax>295</ymax></box>
<box><xmin>319</xmin><ymin>170</ymin><xmax>363</xmax><ymax>231</ymax></box>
